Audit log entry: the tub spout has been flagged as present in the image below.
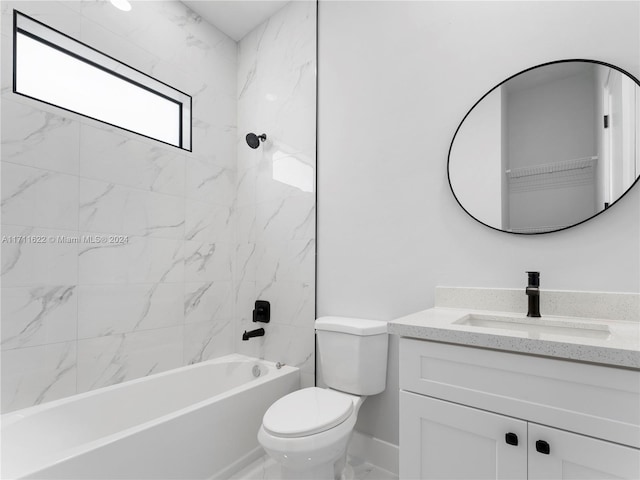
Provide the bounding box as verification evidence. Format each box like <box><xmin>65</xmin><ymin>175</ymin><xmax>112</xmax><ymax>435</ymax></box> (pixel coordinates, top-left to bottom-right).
<box><xmin>242</xmin><ymin>328</ymin><xmax>265</xmax><ymax>341</ymax></box>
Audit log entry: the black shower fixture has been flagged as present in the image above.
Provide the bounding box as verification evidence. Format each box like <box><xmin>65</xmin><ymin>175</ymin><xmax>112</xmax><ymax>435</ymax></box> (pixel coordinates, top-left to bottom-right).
<box><xmin>246</xmin><ymin>132</ymin><xmax>267</xmax><ymax>149</ymax></box>
<box><xmin>253</xmin><ymin>300</ymin><xmax>270</xmax><ymax>323</ymax></box>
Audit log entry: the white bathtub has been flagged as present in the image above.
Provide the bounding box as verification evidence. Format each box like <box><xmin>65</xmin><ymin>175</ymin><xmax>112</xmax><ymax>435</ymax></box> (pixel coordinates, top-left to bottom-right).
<box><xmin>1</xmin><ymin>354</ymin><xmax>300</xmax><ymax>479</ymax></box>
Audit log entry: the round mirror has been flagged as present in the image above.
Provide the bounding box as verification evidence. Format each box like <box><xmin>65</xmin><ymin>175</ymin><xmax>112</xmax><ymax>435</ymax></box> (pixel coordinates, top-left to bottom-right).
<box><xmin>448</xmin><ymin>59</ymin><xmax>640</xmax><ymax>234</ymax></box>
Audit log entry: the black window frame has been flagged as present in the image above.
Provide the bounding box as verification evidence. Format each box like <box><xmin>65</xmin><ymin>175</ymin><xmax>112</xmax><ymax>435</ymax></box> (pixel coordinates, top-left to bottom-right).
<box><xmin>13</xmin><ymin>10</ymin><xmax>192</xmax><ymax>152</ymax></box>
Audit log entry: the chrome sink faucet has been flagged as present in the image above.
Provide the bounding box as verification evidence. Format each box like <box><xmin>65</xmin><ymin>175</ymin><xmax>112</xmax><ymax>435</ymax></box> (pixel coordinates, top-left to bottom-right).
<box><xmin>526</xmin><ymin>271</ymin><xmax>541</xmax><ymax>317</ymax></box>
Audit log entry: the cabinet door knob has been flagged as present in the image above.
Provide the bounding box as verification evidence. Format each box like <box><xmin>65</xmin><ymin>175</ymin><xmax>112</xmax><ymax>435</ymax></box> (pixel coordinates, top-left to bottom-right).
<box><xmin>505</xmin><ymin>432</ymin><xmax>518</xmax><ymax>446</ymax></box>
<box><xmin>535</xmin><ymin>440</ymin><xmax>550</xmax><ymax>455</ymax></box>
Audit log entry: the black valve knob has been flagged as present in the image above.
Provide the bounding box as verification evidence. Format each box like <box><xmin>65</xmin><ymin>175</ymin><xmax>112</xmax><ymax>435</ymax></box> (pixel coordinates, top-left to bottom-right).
<box><xmin>253</xmin><ymin>300</ymin><xmax>270</xmax><ymax>323</ymax></box>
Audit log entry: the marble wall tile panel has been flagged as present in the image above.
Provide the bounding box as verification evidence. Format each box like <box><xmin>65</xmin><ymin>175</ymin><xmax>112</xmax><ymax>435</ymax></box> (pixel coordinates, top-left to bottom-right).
<box><xmin>185</xmin><ymin>199</ymin><xmax>234</xmax><ymax>243</ymax></box>
<box><xmin>76</xmin><ymin>326</ymin><xmax>183</xmax><ymax>393</ymax></box>
<box><xmin>79</xmin><ymin>178</ymin><xmax>185</xmax><ymax>240</ymax></box>
<box><xmin>2</xmin><ymin>163</ymin><xmax>79</xmax><ymax>231</ymax></box>
<box><xmin>1</xmin><ymin>1</ymin><xmax>81</xmax><ymax>39</ymax></box>
<box><xmin>79</xmin><ymin>15</ymin><xmax>160</xmax><ymax>75</ymax></box>
<box><xmin>256</xmin><ymin>149</ymin><xmax>316</xmax><ymax>204</ymax></box>
<box><xmin>1</xmin><ymin>98</ymin><xmax>81</xmax><ymax>175</ymax></box>
<box><xmin>184</xmin><ymin>281</ymin><xmax>233</xmax><ymax>325</ymax></box>
<box><xmin>235</xmin><ymin>243</ymin><xmax>258</xmax><ymax>289</ymax></box>
<box><xmin>79</xmin><ymin>124</ymin><xmax>186</xmax><ymax>196</ymax></box>
<box><xmin>78</xmin><ymin>234</ymin><xmax>184</xmax><ymax>285</ymax></box>
<box><xmin>1</xmin><ymin>285</ymin><xmax>77</xmax><ymax>349</ymax></box>
<box><xmin>183</xmin><ymin>318</ymin><xmax>235</xmax><ymax>365</ymax></box>
<box><xmin>235</xmin><ymin>150</ymin><xmax>258</xmax><ymax>208</ymax></box>
<box><xmin>233</xmin><ymin>281</ymin><xmax>257</xmax><ymax>345</ymax></box>
<box><xmin>235</xmin><ymin>204</ymin><xmax>257</xmax><ymax>244</ymax></box>
<box><xmin>255</xmin><ymin>194</ymin><xmax>316</xmax><ymax>244</ymax></box>
<box><xmin>255</xmin><ymin>279</ymin><xmax>314</xmax><ymax>328</ymax></box>
<box><xmin>254</xmin><ymin>239</ymin><xmax>315</xmax><ymax>284</ymax></box>
<box><xmin>1</xmin><ymin>225</ymin><xmax>79</xmax><ymax>287</ymax></box>
<box><xmin>184</xmin><ymin>240</ymin><xmax>233</xmax><ymax>283</ymax></box>
<box><xmin>186</xmin><ymin>155</ymin><xmax>236</xmax><ymax>206</ymax></box>
<box><xmin>1</xmin><ymin>33</ymin><xmax>12</xmax><ymax>96</ymax></box>
<box><xmin>1</xmin><ymin>341</ymin><xmax>77</xmax><ymax>412</ymax></box>
<box><xmin>78</xmin><ymin>283</ymin><xmax>184</xmax><ymax>339</ymax></box>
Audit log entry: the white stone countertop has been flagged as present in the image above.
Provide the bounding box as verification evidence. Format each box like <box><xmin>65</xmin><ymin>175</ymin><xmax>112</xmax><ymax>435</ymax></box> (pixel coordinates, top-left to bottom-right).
<box><xmin>388</xmin><ymin>307</ymin><xmax>640</xmax><ymax>369</ymax></box>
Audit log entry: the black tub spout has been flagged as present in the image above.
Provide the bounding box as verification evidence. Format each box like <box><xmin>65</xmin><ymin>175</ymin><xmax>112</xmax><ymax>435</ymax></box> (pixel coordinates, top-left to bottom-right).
<box><xmin>242</xmin><ymin>328</ymin><xmax>265</xmax><ymax>341</ymax></box>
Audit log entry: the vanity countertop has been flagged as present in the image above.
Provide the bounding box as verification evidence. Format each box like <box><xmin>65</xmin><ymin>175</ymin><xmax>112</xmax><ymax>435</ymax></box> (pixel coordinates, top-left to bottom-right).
<box><xmin>388</xmin><ymin>307</ymin><xmax>640</xmax><ymax>369</ymax></box>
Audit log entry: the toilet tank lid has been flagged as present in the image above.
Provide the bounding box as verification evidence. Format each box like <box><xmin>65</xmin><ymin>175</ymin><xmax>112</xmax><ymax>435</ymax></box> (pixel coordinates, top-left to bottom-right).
<box><xmin>315</xmin><ymin>317</ymin><xmax>387</xmax><ymax>336</ymax></box>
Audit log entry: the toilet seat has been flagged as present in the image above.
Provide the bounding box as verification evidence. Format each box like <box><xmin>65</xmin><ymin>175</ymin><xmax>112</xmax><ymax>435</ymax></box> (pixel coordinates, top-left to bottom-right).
<box><xmin>262</xmin><ymin>387</ymin><xmax>354</xmax><ymax>438</ymax></box>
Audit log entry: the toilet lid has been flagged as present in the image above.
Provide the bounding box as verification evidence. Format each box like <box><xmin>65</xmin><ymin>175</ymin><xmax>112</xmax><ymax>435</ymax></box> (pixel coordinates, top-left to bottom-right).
<box><xmin>263</xmin><ymin>387</ymin><xmax>354</xmax><ymax>438</ymax></box>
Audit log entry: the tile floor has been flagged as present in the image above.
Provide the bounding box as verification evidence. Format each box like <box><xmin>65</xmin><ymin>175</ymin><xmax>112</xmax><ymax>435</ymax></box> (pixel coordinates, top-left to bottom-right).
<box><xmin>230</xmin><ymin>454</ymin><xmax>398</xmax><ymax>480</ymax></box>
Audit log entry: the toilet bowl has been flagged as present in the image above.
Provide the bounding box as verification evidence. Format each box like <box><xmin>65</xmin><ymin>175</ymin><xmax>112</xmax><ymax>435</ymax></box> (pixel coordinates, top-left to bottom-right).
<box><xmin>258</xmin><ymin>387</ymin><xmax>363</xmax><ymax>479</ymax></box>
<box><xmin>258</xmin><ymin>317</ymin><xmax>388</xmax><ymax>480</ymax></box>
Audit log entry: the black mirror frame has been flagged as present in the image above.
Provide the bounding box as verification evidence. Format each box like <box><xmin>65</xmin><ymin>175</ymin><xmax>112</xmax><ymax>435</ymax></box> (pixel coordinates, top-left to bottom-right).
<box><xmin>447</xmin><ymin>58</ymin><xmax>640</xmax><ymax>235</ymax></box>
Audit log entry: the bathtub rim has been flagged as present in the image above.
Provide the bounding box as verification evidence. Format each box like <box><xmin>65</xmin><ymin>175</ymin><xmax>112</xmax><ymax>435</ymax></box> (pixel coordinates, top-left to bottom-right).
<box><xmin>2</xmin><ymin>353</ymin><xmax>299</xmax><ymax>480</ymax></box>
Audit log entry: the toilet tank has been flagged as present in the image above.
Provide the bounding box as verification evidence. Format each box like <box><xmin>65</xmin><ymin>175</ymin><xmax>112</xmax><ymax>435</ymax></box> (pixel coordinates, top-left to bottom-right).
<box><xmin>315</xmin><ymin>317</ymin><xmax>388</xmax><ymax>396</ymax></box>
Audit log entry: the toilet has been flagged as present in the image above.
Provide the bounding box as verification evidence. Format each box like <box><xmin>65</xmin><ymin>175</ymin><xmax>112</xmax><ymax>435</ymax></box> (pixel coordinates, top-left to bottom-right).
<box><xmin>258</xmin><ymin>317</ymin><xmax>388</xmax><ymax>480</ymax></box>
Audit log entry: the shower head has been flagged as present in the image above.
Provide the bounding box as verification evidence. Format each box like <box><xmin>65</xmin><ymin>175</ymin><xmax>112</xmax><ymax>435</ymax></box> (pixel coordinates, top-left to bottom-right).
<box><xmin>246</xmin><ymin>133</ymin><xmax>267</xmax><ymax>149</ymax></box>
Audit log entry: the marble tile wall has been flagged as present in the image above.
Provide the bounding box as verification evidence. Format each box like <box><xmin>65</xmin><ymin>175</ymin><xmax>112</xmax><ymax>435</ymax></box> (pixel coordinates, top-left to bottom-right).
<box><xmin>235</xmin><ymin>0</ymin><xmax>317</xmax><ymax>388</ymax></box>
<box><xmin>1</xmin><ymin>0</ymin><xmax>237</xmax><ymax>412</ymax></box>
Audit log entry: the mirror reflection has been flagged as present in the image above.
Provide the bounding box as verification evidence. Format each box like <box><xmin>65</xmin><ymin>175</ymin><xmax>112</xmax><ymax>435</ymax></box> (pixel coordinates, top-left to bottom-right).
<box><xmin>448</xmin><ymin>60</ymin><xmax>640</xmax><ymax>234</ymax></box>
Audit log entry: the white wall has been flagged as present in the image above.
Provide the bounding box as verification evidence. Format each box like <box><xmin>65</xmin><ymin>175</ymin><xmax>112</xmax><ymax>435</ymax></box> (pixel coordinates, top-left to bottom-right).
<box><xmin>318</xmin><ymin>0</ymin><xmax>640</xmax><ymax>446</ymax></box>
<box><xmin>449</xmin><ymin>87</ymin><xmax>503</xmax><ymax>229</ymax></box>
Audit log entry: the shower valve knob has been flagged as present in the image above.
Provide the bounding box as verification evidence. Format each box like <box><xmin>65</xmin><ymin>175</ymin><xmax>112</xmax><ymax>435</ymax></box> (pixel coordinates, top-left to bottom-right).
<box><xmin>253</xmin><ymin>300</ymin><xmax>270</xmax><ymax>323</ymax></box>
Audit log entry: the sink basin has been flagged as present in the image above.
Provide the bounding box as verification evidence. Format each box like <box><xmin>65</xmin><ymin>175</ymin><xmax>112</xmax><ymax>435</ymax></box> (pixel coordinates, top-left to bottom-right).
<box><xmin>453</xmin><ymin>314</ymin><xmax>611</xmax><ymax>339</ymax></box>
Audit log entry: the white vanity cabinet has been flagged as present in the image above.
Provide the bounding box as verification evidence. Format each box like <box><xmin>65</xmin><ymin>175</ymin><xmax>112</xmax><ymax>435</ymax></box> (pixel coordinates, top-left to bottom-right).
<box><xmin>401</xmin><ymin>392</ymin><xmax>639</xmax><ymax>479</ymax></box>
<box><xmin>401</xmin><ymin>392</ymin><xmax>528</xmax><ymax>479</ymax></box>
<box><xmin>398</xmin><ymin>338</ymin><xmax>640</xmax><ymax>480</ymax></box>
<box><xmin>527</xmin><ymin>423</ymin><xmax>639</xmax><ymax>480</ymax></box>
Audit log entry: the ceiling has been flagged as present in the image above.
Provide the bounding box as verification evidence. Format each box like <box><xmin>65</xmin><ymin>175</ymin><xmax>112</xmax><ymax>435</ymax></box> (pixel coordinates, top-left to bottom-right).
<box><xmin>182</xmin><ymin>1</ymin><xmax>289</xmax><ymax>42</ymax></box>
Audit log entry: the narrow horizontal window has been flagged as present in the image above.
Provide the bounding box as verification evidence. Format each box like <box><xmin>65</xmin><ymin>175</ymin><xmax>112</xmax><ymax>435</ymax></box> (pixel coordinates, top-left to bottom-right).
<box><xmin>13</xmin><ymin>11</ymin><xmax>191</xmax><ymax>151</ymax></box>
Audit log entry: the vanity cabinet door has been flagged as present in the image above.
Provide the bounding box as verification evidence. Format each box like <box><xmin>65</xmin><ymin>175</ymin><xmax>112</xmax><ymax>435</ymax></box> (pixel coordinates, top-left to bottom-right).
<box><xmin>528</xmin><ymin>423</ymin><xmax>640</xmax><ymax>480</ymax></box>
<box><xmin>400</xmin><ymin>391</ymin><xmax>527</xmax><ymax>480</ymax></box>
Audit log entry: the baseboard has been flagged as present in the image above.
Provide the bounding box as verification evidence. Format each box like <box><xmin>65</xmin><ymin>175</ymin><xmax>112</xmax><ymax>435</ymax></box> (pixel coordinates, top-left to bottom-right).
<box><xmin>348</xmin><ymin>430</ymin><xmax>399</xmax><ymax>476</ymax></box>
<box><xmin>211</xmin><ymin>445</ymin><xmax>265</xmax><ymax>480</ymax></box>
